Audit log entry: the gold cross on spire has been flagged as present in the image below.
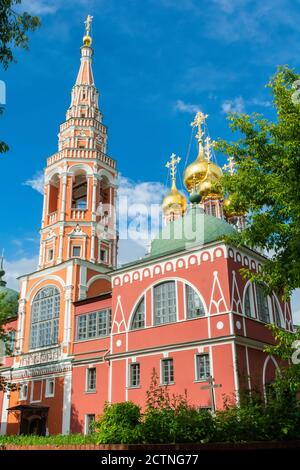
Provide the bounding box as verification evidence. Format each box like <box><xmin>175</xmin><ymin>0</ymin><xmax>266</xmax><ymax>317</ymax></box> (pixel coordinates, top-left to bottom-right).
<box><xmin>223</xmin><ymin>156</ymin><xmax>236</xmax><ymax>175</ymax></box>
<box><xmin>166</xmin><ymin>153</ymin><xmax>181</xmax><ymax>187</ymax></box>
<box><xmin>191</xmin><ymin>111</ymin><xmax>208</xmax><ymax>145</ymax></box>
<box><xmin>84</xmin><ymin>15</ymin><xmax>93</xmax><ymax>36</ymax></box>
<box><xmin>204</xmin><ymin>136</ymin><xmax>216</xmax><ymax>162</ymax></box>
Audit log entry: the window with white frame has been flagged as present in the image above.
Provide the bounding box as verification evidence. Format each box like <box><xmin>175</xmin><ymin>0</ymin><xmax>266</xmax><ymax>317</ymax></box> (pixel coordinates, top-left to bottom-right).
<box><xmin>30</xmin><ymin>286</ymin><xmax>60</xmax><ymax>350</ymax></box>
<box><xmin>85</xmin><ymin>414</ymin><xmax>95</xmax><ymax>435</ymax></box>
<box><xmin>20</xmin><ymin>383</ymin><xmax>28</xmax><ymax>401</ymax></box>
<box><xmin>76</xmin><ymin>309</ymin><xmax>112</xmax><ymax>341</ymax></box>
<box><xmin>256</xmin><ymin>285</ymin><xmax>270</xmax><ymax>323</ymax></box>
<box><xmin>100</xmin><ymin>249</ymin><xmax>108</xmax><ymax>263</ymax></box>
<box><xmin>185</xmin><ymin>285</ymin><xmax>205</xmax><ymax>319</ymax></box>
<box><xmin>72</xmin><ymin>245</ymin><xmax>81</xmax><ymax>257</ymax></box>
<box><xmin>48</xmin><ymin>249</ymin><xmax>54</xmax><ymax>261</ymax></box>
<box><xmin>161</xmin><ymin>358</ymin><xmax>174</xmax><ymax>385</ymax></box>
<box><xmin>86</xmin><ymin>367</ymin><xmax>96</xmax><ymax>392</ymax></box>
<box><xmin>273</xmin><ymin>297</ymin><xmax>284</xmax><ymax>328</ymax></box>
<box><xmin>154</xmin><ymin>281</ymin><xmax>177</xmax><ymax>326</ymax></box>
<box><xmin>129</xmin><ymin>363</ymin><xmax>140</xmax><ymax>388</ymax></box>
<box><xmin>45</xmin><ymin>378</ymin><xmax>55</xmax><ymax>397</ymax></box>
<box><xmin>196</xmin><ymin>354</ymin><xmax>210</xmax><ymax>381</ymax></box>
<box><xmin>244</xmin><ymin>283</ymin><xmax>256</xmax><ymax>318</ymax></box>
<box><xmin>6</xmin><ymin>330</ymin><xmax>16</xmax><ymax>354</ymax></box>
<box><xmin>130</xmin><ymin>298</ymin><xmax>145</xmax><ymax>330</ymax></box>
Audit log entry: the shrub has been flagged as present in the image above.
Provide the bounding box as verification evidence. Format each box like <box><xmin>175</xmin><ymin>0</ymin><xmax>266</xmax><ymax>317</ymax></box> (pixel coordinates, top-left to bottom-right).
<box><xmin>93</xmin><ymin>401</ymin><xmax>142</xmax><ymax>444</ymax></box>
<box><xmin>141</xmin><ymin>369</ymin><xmax>214</xmax><ymax>443</ymax></box>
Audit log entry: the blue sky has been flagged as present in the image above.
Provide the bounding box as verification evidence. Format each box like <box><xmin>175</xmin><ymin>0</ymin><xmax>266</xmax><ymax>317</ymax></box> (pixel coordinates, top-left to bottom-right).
<box><xmin>0</xmin><ymin>0</ymin><xmax>299</xmax><ymax>320</ymax></box>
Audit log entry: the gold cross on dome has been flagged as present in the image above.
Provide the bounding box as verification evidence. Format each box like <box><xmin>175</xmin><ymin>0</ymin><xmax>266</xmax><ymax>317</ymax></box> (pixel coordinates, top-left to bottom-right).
<box><xmin>84</xmin><ymin>15</ymin><xmax>93</xmax><ymax>36</ymax></box>
<box><xmin>166</xmin><ymin>153</ymin><xmax>181</xmax><ymax>182</ymax></box>
<box><xmin>204</xmin><ymin>136</ymin><xmax>216</xmax><ymax>162</ymax></box>
<box><xmin>191</xmin><ymin>111</ymin><xmax>208</xmax><ymax>144</ymax></box>
<box><xmin>223</xmin><ymin>156</ymin><xmax>236</xmax><ymax>175</ymax></box>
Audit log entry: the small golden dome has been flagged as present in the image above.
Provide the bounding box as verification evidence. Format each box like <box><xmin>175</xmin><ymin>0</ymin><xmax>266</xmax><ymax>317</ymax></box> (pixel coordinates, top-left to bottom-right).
<box><xmin>183</xmin><ymin>148</ymin><xmax>209</xmax><ymax>192</ymax></box>
<box><xmin>83</xmin><ymin>35</ymin><xmax>92</xmax><ymax>47</ymax></box>
<box><xmin>162</xmin><ymin>182</ymin><xmax>187</xmax><ymax>216</ymax></box>
<box><xmin>223</xmin><ymin>195</ymin><xmax>246</xmax><ymax>217</ymax></box>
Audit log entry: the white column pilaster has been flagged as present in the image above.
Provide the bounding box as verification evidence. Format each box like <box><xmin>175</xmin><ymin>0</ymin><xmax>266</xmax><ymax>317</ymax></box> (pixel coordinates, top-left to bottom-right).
<box><xmin>62</xmin><ymin>371</ymin><xmax>72</xmax><ymax>435</ymax></box>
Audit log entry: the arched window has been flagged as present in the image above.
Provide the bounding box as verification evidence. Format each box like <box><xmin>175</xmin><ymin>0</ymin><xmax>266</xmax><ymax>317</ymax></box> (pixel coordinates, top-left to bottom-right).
<box><xmin>130</xmin><ymin>298</ymin><xmax>145</xmax><ymax>330</ymax></box>
<box><xmin>273</xmin><ymin>297</ymin><xmax>284</xmax><ymax>328</ymax></box>
<box><xmin>153</xmin><ymin>281</ymin><xmax>177</xmax><ymax>326</ymax></box>
<box><xmin>244</xmin><ymin>283</ymin><xmax>256</xmax><ymax>318</ymax></box>
<box><xmin>48</xmin><ymin>174</ymin><xmax>60</xmax><ymax>214</ymax></box>
<box><xmin>185</xmin><ymin>284</ymin><xmax>205</xmax><ymax>319</ymax></box>
<box><xmin>72</xmin><ymin>171</ymin><xmax>87</xmax><ymax>210</ymax></box>
<box><xmin>99</xmin><ymin>176</ymin><xmax>111</xmax><ymax>205</ymax></box>
<box><xmin>30</xmin><ymin>286</ymin><xmax>60</xmax><ymax>350</ymax></box>
<box><xmin>256</xmin><ymin>284</ymin><xmax>270</xmax><ymax>323</ymax></box>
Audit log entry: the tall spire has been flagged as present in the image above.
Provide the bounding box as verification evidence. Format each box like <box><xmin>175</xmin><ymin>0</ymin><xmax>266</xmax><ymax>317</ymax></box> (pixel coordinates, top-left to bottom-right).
<box><xmin>63</xmin><ymin>15</ymin><xmax>102</xmax><ymax>137</ymax></box>
<box><xmin>75</xmin><ymin>15</ymin><xmax>94</xmax><ymax>86</ymax></box>
<box><xmin>0</xmin><ymin>249</ymin><xmax>6</xmax><ymax>287</ymax></box>
<box><xmin>40</xmin><ymin>15</ymin><xmax>117</xmax><ymax>269</ymax></box>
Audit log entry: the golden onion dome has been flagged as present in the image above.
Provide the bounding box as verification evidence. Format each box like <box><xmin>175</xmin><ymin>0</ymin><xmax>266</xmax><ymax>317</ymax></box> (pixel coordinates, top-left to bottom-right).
<box><xmin>83</xmin><ymin>34</ymin><xmax>92</xmax><ymax>47</ymax></box>
<box><xmin>183</xmin><ymin>147</ymin><xmax>209</xmax><ymax>192</ymax></box>
<box><xmin>162</xmin><ymin>181</ymin><xmax>187</xmax><ymax>216</ymax></box>
<box><xmin>199</xmin><ymin>162</ymin><xmax>223</xmax><ymax>199</ymax></box>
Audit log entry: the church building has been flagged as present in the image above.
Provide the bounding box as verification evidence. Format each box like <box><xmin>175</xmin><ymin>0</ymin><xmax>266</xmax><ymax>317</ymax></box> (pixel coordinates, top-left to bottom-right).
<box><xmin>0</xmin><ymin>18</ymin><xmax>294</xmax><ymax>436</ymax></box>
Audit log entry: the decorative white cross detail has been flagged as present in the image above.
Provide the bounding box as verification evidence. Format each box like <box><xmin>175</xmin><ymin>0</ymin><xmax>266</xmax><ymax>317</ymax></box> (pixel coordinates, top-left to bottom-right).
<box><xmin>166</xmin><ymin>152</ymin><xmax>181</xmax><ymax>181</ymax></box>
<box><xmin>223</xmin><ymin>156</ymin><xmax>236</xmax><ymax>175</ymax></box>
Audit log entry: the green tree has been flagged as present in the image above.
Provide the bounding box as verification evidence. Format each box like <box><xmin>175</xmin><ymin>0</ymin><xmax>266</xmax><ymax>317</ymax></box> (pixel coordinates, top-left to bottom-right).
<box><xmin>218</xmin><ymin>67</ymin><xmax>300</xmax><ymax>298</ymax></box>
<box><xmin>0</xmin><ymin>290</ymin><xmax>19</xmax><ymax>392</ymax></box>
<box><xmin>0</xmin><ymin>0</ymin><xmax>40</xmax><ymax>154</ymax></box>
<box><xmin>264</xmin><ymin>324</ymin><xmax>300</xmax><ymax>394</ymax></box>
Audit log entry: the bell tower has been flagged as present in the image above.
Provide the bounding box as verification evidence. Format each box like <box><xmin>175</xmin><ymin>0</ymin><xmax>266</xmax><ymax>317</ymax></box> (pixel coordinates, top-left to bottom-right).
<box><xmin>38</xmin><ymin>16</ymin><xmax>118</xmax><ymax>270</ymax></box>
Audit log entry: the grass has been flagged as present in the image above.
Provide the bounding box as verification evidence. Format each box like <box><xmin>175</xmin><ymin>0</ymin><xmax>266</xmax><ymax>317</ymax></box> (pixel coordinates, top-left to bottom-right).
<box><xmin>0</xmin><ymin>433</ymin><xmax>98</xmax><ymax>446</ymax></box>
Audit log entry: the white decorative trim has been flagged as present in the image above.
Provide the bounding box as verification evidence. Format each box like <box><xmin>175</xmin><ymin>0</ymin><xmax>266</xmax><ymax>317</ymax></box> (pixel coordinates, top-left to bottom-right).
<box><xmin>209</xmin><ymin>271</ymin><xmax>228</xmax><ymax>314</ymax></box>
<box><xmin>0</xmin><ymin>391</ymin><xmax>9</xmax><ymax>435</ymax></box>
<box><xmin>62</xmin><ymin>372</ymin><xmax>72</xmax><ymax>434</ymax></box>
<box><xmin>26</xmin><ymin>276</ymin><xmax>65</xmax><ymax>303</ymax></box>
<box><xmin>86</xmin><ymin>273</ymin><xmax>111</xmax><ymax>290</ymax></box>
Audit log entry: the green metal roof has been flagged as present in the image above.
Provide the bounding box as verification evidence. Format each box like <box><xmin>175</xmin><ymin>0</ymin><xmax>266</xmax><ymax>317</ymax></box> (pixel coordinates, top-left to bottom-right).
<box><xmin>150</xmin><ymin>206</ymin><xmax>236</xmax><ymax>258</ymax></box>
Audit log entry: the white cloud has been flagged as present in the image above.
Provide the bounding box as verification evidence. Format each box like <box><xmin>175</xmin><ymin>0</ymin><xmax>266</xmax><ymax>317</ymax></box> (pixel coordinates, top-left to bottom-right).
<box><xmin>24</xmin><ymin>172</ymin><xmax>44</xmax><ymax>194</ymax></box>
<box><xmin>4</xmin><ymin>256</ymin><xmax>39</xmax><ymax>291</ymax></box>
<box><xmin>118</xmin><ymin>175</ymin><xmax>165</xmax><ymax>210</ymax></box>
<box><xmin>250</xmin><ymin>98</ymin><xmax>272</xmax><ymax>108</ymax></box>
<box><xmin>174</xmin><ymin>100</ymin><xmax>201</xmax><ymax>114</ymax></box>
<box><xmin>221</xmin><ymin>96</ymin><xmax>245</xmax><ymax>113</ymax></box>
<box><xmin>20</xmin><ymin>0</ymin><xmax>59</xmax><ymax>14</ymax></box>
<box><xmin>117</xmin><ymin>175</ymin><xmax>166</xmax><ymax>255</ymax></box>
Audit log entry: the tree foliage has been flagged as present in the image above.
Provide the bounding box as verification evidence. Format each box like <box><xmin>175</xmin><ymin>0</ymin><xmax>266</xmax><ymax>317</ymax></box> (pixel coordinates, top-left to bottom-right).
<box><xmin>0</xmin><ymin>291</ymin><xmax>19</xmax><ymax>391</ymax></box>
<box><xmin>217</xmin><ymin>67</ymin><xmax>300</xmax><ymax>298</ymax></box>
<box><xmin>0</xmin><ymin>0</ymin><xmax>40</xmax><ymax>69</ymax></box>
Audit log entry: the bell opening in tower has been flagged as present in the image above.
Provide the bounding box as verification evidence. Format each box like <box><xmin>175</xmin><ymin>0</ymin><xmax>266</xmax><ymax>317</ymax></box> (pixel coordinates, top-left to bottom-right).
<box><xmin>48</xmin><ymin>174</ymin><xmax>60</xmax><ymax>215</ymax></box>
<box><xmin>72</xmin><ymin>171</ymin><xmax>88</xmax><ymax>210</ymax></box>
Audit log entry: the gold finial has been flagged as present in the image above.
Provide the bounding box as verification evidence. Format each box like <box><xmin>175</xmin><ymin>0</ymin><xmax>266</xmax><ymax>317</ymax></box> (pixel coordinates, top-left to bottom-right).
<box><xmin>166</xmin><ymin>153</ymin><xmax>181</xmax><ymax>189</ymax></box>
<box><xmin>191</xmin><ymin>111</ymin><xmax>208</xmax><ymax>154</ymax></box>
<box><xmin>223</xmin><ymin>156</ymin><xmax>236</xmax><ymax>175</ymax></box>
<box><xmin>204</xmin><ymin>136</ymin><xmax>216</xmax><ymax>163</ymax></box>
<box><xmin>83</xmin><ymin>15</ymin><xmax>93</xmax><ymax>46</ymax></box>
